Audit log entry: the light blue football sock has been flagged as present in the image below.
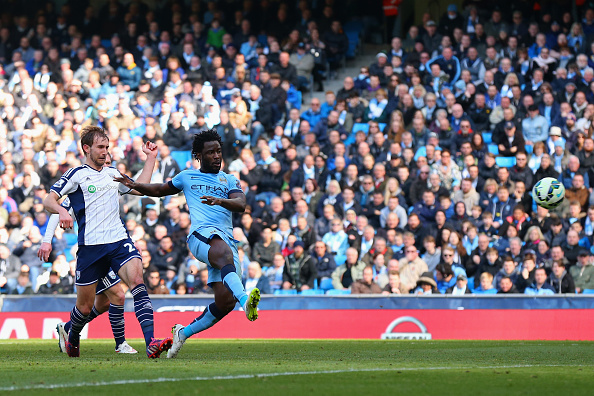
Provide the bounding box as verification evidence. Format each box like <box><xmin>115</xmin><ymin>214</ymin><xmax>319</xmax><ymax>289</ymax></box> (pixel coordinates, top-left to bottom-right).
<box><xmin>183</xmin><ymin>303</ymin><xmax>226</xmax><ymax>339</ymax></box>
<box><xmin>221</xmin><ymin>264</ymin><xmax>248</xmax><ymax>307</ymax></box>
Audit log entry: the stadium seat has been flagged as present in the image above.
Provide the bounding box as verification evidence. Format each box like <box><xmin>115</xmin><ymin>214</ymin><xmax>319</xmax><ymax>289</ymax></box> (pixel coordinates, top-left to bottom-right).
<box><xmin>300</xmin><ymin>289</ymin><xmax>326</xmax><ymax>295</ymax></box>
<box><xmin>326</xmin><ymin>289</ymin><xmax>351</xmax><ymax>295</ymax></box>
<box><xmin>378</xmin><ymin>123</ymin><xmax>387</xmax><ymax>131</ymax></box>
<box><xmin>495</xmin><ymin>157</ymin><xmax>517</xmax><ymax>168</ymax></box>
<box><xmin>274</xmin><ymin>289</ymin><xmax>298</xmax><ymax>295</ymax></box>
<box><xmin>352</xmin><ymin>123</ymin><xmax>369</xmax><ymax>134</ymax></box>
<box><xmin>525</xmin><ymin>145</ymin><xmax>533</xmax><ymax>154</ymax></box>
<box><xmin>345</xmin><ymin>30</ymin><xmax>360</xmax><ymax>59</ymax></box>
<box><xmin>488</xmin><ymin>144</ymin><xmax>499</xmax><ymax>155</ymax></box>
<box><xmin>64</xmin><ymin>233</ymin><xmax>78</xmax><ymax>248</ymax></box>
<box><xmin>319</xmin><ymin>278</ymin><xmax>334</xmax><ymax>291</ymax></box>
<box><xmin>170</xmin><ymin>151</ymin><xmax>192</xmax><ymax>169</ymax></box>
<box><xmin>582</xmin><ymin>289</ymin><xmax>594</xmax><ymax>294</ymax></box>
<box><xmin>482</xmin><ymin>132</ymin><xmax>492</xmax><ymax>144</ymax></box>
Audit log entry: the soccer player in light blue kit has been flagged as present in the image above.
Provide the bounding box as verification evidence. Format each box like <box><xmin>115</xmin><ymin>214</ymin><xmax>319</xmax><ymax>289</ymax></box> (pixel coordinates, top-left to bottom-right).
<box><xmin>114</xmin><ymin>129</ymin><xmax>261</xmax><ymax>358</ymax></box>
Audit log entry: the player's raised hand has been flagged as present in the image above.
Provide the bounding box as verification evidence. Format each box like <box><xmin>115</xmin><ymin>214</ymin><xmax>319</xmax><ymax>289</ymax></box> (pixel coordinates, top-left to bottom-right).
<box><xmin>201</xmin><ymin>195</ymin><xmax>222</xmax><ymax>206</ymax></box>
<box><xmin>37</xmin><ymin>242</ymin><xmax>53</xmax><ymax>262</ymax></box>
<box><xmin>142</xmin><ymin>141</ymin><xmax>158</xmax><ymax>158</ymax></box>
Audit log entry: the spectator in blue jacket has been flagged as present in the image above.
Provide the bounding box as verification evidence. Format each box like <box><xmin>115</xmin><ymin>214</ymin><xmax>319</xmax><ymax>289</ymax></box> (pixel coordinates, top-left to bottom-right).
<box><xmin>301</xmin><ymin>97</ymin><xmax>324</xmax><ymax>127</ymax></box>
<box><xmin>413</xmin><ymin>190</ymin><xmax>441</xmax><ymax>224</ymax></box>
<box><xmin>524</xmin><ymin>267</ymin><xmax>555</xmax><ymax>295</ymax></box>
<box><xmin>117</xmin><ymin>53</ymin><xmax>142</xmax><ymax>91</ymax></box>
<box><xmin>522</xmin><ymin>104</ymin><xmax>549</xmax><ymax>146</ymax></box>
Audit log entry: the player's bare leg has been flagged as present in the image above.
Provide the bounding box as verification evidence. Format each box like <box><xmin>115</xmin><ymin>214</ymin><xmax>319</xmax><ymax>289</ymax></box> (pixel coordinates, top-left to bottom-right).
<box><xmin>168</xmin><ymin>237</ymin><xmax>260</xmax><ymax>358</ymax></box>
<box><xmin>65</xmin><ymin>284</ymin><xmax>97</xmax><ymax>357</ymax></box>
<box><xmin>118</xmin><ymin>258</ymin><xmax>171</xmax><ymax>358</ymax></box>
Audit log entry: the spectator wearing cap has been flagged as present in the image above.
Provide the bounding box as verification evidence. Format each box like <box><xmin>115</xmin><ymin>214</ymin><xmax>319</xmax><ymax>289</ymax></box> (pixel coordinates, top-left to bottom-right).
<box><xmin>37</xmin><ymin>270</ymin><xmax>67</xmax><ymax>294</ymax></box>
<box><xmin>438</xmin><ymin>4</ymin><xmax>464</xmax><ymax>38</ymax></box>
<box><xmin>571</xmin><ymin>249</ymin><xmax>594</xmax><ymax>293</ymax></box>
<box><xmin>546</xmin><ymin>126</ymin><xmax>566</xmax><ymax>155</ymax></box>
<box><xmin>370</xmin><ymin>52</ymin><xmax>389</xmax><ymax>78</ymax></box>
<box><xmin>522</xmin><ymin>104</ymin><xmax>549</xmax><ymax>146</ymax></box>
<box><xmin>495</xmin><ymin>121</ymin><xmax>525</xmax><ymax>157</ymax></box>
<box><xmin>289</xmin><ymin>43</ymin><xmax>315</xmax><ymax>91</ymax></box>
<box><xmin>282</xmin><ymin>240</ymin><xmax>317</xmax><ymax>291</ymax></box>
<box><xmin>423</xmin><ymin>20</ymin><xmax>442</xmax><ymax>55</ymax></box>
<box><xmin>446</xmin><ymin>273</ymin><xmax>472</xmax><ymax>294</ymax></box>
<box><xmin>413</xmin><ymin>271</ymin><xmax>438</xmax><ymax>294</ymax></box>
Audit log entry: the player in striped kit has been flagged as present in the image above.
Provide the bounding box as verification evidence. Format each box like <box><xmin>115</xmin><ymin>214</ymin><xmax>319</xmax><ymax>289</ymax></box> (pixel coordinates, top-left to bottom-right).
<box><xmin>114</xmin><ymin>129</ymin><xmax>260</xmax><ymax>359</ymax></box>
<box><xmin>38</xmin><ymin>154</ymin><xmax>136</xmax><ymax>354</ymax></box>
<box><xmin>44</xmin><ymin>126</ymin><xmax>172</xmax><ymax>358</ymax></box>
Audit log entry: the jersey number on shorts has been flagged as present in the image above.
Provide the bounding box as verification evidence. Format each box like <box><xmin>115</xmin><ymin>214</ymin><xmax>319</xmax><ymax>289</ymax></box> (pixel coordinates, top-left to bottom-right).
<box><xmin>124</xmin><ymin>243</ymin><xmax>135</xmax><ymax>253</ymax></box>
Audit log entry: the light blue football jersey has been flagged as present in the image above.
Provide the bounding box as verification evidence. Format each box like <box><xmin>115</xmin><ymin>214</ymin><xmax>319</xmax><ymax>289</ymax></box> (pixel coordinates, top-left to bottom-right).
<box><xmin>170</xmin><ymin>169</ymin><xmax>243</xmax><ymax>239</ymax></box>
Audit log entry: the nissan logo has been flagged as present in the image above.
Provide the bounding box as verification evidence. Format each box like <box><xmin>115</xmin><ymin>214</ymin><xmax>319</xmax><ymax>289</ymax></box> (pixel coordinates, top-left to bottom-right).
<box><xmin>381</xmin><ymin>316</ymin><xmax>432</xmax><ymax>340</ymax></box>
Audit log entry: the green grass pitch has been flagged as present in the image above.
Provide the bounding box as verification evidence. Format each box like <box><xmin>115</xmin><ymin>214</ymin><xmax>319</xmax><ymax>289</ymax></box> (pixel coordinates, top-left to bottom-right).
<box><xmin>1</xmin><ymin>340</ymin><xmax>593</xmax><ymax>395</ymax></box>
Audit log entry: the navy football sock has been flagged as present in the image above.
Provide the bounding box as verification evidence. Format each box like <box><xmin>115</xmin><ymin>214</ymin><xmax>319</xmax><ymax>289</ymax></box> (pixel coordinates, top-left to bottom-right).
<box><xmin>221</xmin><ymin>264</ymin><xmax>248</xmax><ymax>307</ymax></box>
<box><xmin>183</xmin><ymin>303</ymin><xmax>226</xmax><ymax>339</ymax></box>
<box><xmin>68</xmin><ymin>306</ymin><xmax>88</xmax><ymax>344</ymax></box>
<box><xmin>109</xmin><ymin>304</ymin><xmax>126</xmax><ymax>348</ymax></box>
<box><xmin>86</xmin><ymin>306</ymin><xmax>101</xmax><ymax>322</ymax></box>
<box><xmin>131</xmin><ymin>284</ymin><xmax>154</xmax><ymax>346</ymax></box>
<box><xmin>64</xmin><ymin>305</ymin><xmax>99</xmax><ymax>335</ymax></box>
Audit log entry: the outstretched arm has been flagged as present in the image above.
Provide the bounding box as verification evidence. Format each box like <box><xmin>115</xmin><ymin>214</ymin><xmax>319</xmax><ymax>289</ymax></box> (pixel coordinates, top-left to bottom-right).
<box><xmin>114</xmin><ymin>176</ymin><xmax>181</xmax><ymax>197</ymax></box>
<box><xmin>127</xmin><ymin>141</ymin><xmax>159</xmax><ymax>196</ymax></box>
<box><xmin>200</xmin><ymin>191</ymin><xmax>246</xmax><ymax>213</ymax></box>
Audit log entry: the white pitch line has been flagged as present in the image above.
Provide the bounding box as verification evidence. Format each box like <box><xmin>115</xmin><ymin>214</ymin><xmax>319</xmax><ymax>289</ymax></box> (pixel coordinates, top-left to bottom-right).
<box><xmin>0</xmin><ymin>364</ymin><xmax>586</xmax><ymax>392</ymax></box>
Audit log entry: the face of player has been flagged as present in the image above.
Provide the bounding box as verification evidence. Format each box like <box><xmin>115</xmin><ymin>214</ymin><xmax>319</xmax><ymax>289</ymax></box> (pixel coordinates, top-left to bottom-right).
<box><xmin>86</xmin><ymin>136</ymin><xmax>109</xmax><ymax>169</ymax></box>
<box><xmin>199</xmin><ymin>140</ymin><xmax>222</xmax><ymax>173</ymax></box>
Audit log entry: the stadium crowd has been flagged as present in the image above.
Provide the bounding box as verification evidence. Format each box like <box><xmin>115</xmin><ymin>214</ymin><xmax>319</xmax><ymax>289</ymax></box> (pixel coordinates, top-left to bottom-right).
<box><xmin>1</xmin><ymin>1</ymin><xmax>594</xmax><ymax>298</ymax></box>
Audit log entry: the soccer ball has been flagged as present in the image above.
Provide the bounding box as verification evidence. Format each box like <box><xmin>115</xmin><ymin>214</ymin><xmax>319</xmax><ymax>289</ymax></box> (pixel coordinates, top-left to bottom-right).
<box><xmin>532</xmin><ymin>177</ymin><xmax>565</xmax><ymax>209</ymax></box>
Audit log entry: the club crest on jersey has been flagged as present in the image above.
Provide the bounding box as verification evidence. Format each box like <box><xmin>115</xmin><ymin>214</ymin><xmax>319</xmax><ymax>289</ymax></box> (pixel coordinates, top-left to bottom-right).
<box><xmin>219</xmin><ymin>176</ymin><xmax>227</xmax><ymax>184</ymax></box>
<box><xmin>88</xmin><ymin>185</ymin><xmax>97</xmax><ymax>193</ymax></box>
<box><xmin>76</xmin><ymin>271</ymin><xmax>80</xmax><ymax>280</ymax></box>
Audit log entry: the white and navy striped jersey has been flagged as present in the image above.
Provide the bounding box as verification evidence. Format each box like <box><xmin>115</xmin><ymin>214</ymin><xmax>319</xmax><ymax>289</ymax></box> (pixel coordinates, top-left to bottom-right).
<box><xmin>50</xmin><ymin>165</ymin><xmax>132</xmax><ymax>246</ymax></box>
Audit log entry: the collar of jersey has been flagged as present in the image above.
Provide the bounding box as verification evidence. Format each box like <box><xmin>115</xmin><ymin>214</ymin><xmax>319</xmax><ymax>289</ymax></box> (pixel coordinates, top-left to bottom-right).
<box><xmin>83</xmin><ymin>164</ymin><xmax>104</xmax><ymax>172</ymax></box>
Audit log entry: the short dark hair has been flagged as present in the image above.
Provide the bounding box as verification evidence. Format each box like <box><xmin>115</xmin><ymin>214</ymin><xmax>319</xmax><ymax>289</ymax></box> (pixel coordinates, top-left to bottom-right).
<box><xmin>192</xmin><ymin>128</ymin><xmax>223</xmax><ymax>159</ymax></box>
<box><xmin>80</xmin><ymin>126</ymin><xmax>108</xmax><ymax>155</ymax></box>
